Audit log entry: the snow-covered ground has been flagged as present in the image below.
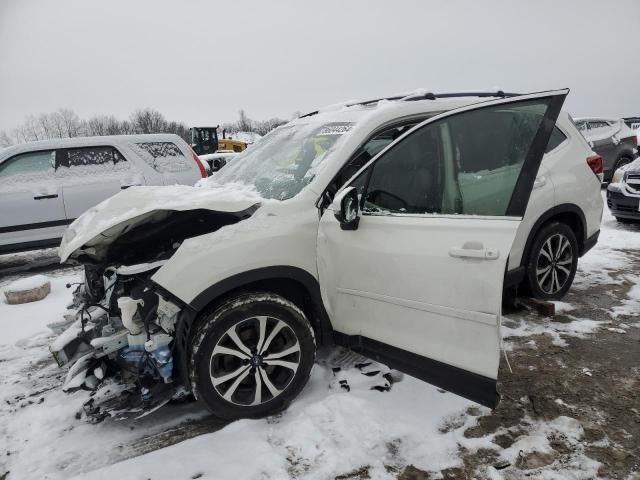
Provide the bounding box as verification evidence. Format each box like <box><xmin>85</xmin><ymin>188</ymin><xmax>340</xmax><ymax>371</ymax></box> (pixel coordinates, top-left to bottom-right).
<box><xmin>1</xmin><ymin>191</ymin><xmax>638</xmax><ymax>480</ymax></box>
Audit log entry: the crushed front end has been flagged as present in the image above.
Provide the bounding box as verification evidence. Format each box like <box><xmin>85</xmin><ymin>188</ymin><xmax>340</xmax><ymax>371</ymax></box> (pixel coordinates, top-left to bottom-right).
<box><xmin>50</xmin><ymin>262</ymin><xmax>188</xmax><ymax>422</ymax></box>
<box><xmin>49</xmin><ymin>190</ymin><xmax>261</xmax><ymax>422</ymax></box>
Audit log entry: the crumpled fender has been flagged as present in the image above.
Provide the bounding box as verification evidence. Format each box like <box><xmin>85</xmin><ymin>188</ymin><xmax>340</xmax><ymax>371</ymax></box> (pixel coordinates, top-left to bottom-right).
<box><xmin>59</xmin><ymin>185</ymin><xmax>263</xmax><ymax>262</ymax></box>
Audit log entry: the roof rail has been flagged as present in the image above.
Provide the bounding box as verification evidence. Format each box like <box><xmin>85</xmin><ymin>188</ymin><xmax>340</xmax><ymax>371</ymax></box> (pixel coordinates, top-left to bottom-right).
<box><xmin>300</xmin><ymin>90</ymin><xmax>522</xmax><ymax>118</ymax></box>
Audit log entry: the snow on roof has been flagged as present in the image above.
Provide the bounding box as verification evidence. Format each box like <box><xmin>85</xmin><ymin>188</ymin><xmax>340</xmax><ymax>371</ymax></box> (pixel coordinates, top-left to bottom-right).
<box><xmin>290</xmin><ymin>94</ymin><xmax>487</xmax><ymax>128</ymax></box>
<box><xmin>0</xmin><ymin>133</ymin><xmax>185</xmax><ymax>162</ymax></box>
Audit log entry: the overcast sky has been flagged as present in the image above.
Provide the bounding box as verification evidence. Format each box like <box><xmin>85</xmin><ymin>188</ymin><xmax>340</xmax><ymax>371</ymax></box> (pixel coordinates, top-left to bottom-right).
<box><xmin>1</xmin><ymin>0</ymin><xmax>639</xmax><ymax>132</ymax></box>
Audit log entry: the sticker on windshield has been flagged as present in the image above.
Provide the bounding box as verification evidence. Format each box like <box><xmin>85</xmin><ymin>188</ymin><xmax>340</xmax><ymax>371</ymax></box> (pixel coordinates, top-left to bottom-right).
<box><xmin>317</xmin><ymin>123</ymin><xmax>353</xmax><ymax>136</ymax></box>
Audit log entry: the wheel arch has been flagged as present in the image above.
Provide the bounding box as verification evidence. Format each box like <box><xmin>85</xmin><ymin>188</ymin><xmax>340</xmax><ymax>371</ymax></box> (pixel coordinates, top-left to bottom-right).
<box><xmin>169</xmin><ymin>266</ymin><xmax>333</xmax><ymax>389</ymax></box>
<box><xmin>170</xmin><ymin>265</ymin><xmax>333</xmax><ymax>385</ymax></box>
<box><xmin>521</xmin><ymin>204</ymin><xmax>587</xmax><ymax>269</ymax></box>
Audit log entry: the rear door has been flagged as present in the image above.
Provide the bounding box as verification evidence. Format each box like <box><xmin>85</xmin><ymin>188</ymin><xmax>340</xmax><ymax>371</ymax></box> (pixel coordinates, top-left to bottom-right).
<box><xmin>57</xmin><ymin>146</ymin><xmax>146</xmax><ymax>220</ymax></box>
<box><xmin>317</xmin><ymin>90</ymin><xmax>567</xmax><ymax>407</ymax></box>
<box><xmin>0</xmin><ymin>150</ymin><xmax>67</xmax><ymax>252</ymax></box>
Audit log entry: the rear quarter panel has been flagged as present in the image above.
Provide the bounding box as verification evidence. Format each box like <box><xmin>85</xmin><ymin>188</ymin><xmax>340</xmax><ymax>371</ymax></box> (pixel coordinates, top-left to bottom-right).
<box><xmin>544</xmin><ymin>118</ymin><xmax>603</xmax><ymax>239</ymax></box>
<box><xmin>508</xmin><ymin>115</ymin><xmax>603</xmax><ymax>270</ymax></box>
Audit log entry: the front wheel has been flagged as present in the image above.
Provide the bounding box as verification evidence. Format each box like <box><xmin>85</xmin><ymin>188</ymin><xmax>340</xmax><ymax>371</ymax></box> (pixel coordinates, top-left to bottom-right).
<box><xmin>190</xmin><ymin>293</ymin><xmax>316</xmax><ymax>420</ymax></box>
<box><xmin>525</xmin><ymin>222</ymin><xmax>578</xmax><ymax>300</ymax></box>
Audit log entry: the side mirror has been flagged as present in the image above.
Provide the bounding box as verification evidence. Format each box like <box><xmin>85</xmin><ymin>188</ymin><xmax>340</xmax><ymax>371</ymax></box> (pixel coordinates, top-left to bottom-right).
<box><xmin>332</xmin><ymin>186</ymin><xmax>360</xmax><ymax>230</ymax></box>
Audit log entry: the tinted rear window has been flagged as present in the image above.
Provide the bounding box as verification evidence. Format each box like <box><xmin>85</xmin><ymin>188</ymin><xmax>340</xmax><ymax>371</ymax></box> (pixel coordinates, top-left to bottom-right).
<box><xmin>132</xmin><ymin>142</ymin><xmax>191</xmax><ymax>173</ymax></box>
<box><xmin>61</xmin><ymin>146</ymin><xmax>127</xmax><ymax>167</ymax></box>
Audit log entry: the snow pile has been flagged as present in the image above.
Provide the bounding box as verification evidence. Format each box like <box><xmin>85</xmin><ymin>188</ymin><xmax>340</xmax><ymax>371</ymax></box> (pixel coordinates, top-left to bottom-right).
<box><xmin>228</xmin><ymin>131</ymin><xmax>262</xmax><ymax>144</ymax></box>
<box><xmin>492</xmin><ymin>416</ymin><xmax>600</xmax><ymax>478</ymax></box>
<box><xmin>4</xmin><ymin>274</ymin><xmax>50</xmax><ymax>293</ymax></box>
<box><xmin>611</xmin><ymin>278</ymin><xmax>640</xmax><ymax>320</ymax></box>
<box><xmin>502</xmin><ymin>314</ymin><xmax>604</xmax><ymax>348</ymax></box>
<box><xmin>574</xmin><ymin>191</ymin><xmax>640</xmax><ymax>288</ymax></box>
<box><xmin>0</xmin><ymin>272</ymin><xmax>77</xmax><ymax>345</ymax></box>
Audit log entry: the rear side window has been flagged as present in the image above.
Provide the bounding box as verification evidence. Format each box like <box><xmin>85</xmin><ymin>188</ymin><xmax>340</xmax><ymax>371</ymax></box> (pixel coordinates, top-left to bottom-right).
<box><xmin>545</xmin><ymin>127</ymin><xmax>567</xmax><ymax>153</ymax></box>
<box><xmin>132</xmin><ymin>142</ymin><xmax>191</xmax><ymax>173</ymax></box>
<box><xmin>0</xmin><ymin>150</ymin><xmax>54</xmax><ymax>179</ymax></box>
<box><xmin>57</xmin><ymin>146</ymin><xmax>131</xmax><ymax>170</ymax></box>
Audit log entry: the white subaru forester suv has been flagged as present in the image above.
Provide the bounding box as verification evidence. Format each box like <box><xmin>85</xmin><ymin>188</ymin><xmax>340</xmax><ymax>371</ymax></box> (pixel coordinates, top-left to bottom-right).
<box><xmin>52</xmin><ymin>90</ymin><xmax>602</xmax><ymax>421</ymax></box>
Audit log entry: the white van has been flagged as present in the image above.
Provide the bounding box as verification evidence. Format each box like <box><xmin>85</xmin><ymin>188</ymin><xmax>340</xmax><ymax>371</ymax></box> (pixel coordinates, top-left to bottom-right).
<box><xmin>0</xmin><ymin>134</ymin><xmax>207</xmax><ymax>254</ymax></box>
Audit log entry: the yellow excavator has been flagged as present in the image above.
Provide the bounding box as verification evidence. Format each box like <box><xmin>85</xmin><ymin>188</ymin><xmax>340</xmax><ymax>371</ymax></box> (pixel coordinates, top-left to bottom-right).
<box><xmin>189</xmin><ymin>126</ymin><xmax>247</xmax><ymax>156</ymax></box>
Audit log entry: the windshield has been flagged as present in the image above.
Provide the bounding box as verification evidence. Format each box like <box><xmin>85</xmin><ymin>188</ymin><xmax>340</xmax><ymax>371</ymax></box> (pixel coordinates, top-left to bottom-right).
<box><xmin>213</xmin><ymin>121</ymin><xmax>353</xmax><ymax>200</ymax></box>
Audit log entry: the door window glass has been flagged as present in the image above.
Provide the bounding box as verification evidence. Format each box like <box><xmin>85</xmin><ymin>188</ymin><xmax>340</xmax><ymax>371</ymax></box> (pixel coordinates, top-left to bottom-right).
<box><xmin>361</xmin><ymin>99</ymin><xmax>552</xmax><ymax>216</ymax></box>
<box><xmin>113</xmin><ymin>148</ymin><xmax>127</xmax><ymax>163</ymax></box>
<box><xmin>326</xmin><ymin>121</ymin><xmax>423</xmax><ymax>202</ymax></box>
<box><xmin>132</xmin><ymin>142</ymin><xmax>190</xmax><ymax>173</ymax></box>
<box><xmin>56</xmin><ymin>147</ymin><xmax>131</xmax><ymax>180</ymax></box>
<box><xmin>0</xmin><ymin>151</ymin><xmax>53</xmax><ymax>178</ymax></box>
<box><xmin>65</xmin><ymin>147</ymin><xmax>115</xmax><ymax>167</ymax></box>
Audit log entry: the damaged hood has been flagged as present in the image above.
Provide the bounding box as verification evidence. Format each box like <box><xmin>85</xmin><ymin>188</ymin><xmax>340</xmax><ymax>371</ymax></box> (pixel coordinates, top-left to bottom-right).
<box><xmin>59</xmin><ymin>184</ymin><xmax>263</xmax><ymax>262</ymax></box>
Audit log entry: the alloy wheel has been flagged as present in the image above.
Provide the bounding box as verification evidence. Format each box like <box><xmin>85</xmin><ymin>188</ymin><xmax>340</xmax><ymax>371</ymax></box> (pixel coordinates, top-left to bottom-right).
<box><xmin>535</xmin><ymin>233</ymin><xmax>573</xmax><ymax>295</ymax></box>
<box><xmin>209</xmin><ymin>316</ymin><xmax>301</xmax><ymax>406</ymax></box>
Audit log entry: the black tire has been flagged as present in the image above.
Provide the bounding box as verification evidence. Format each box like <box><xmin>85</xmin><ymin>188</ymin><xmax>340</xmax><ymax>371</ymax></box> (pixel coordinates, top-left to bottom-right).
<box><xmin>607</xmin><ymin>156</ymin><xmax>633</xmax><ymax>182</ymax></box>
<box><xmin>525</xmin><ymin>222</ymin><xmax>578</xmax><ymax>300</ymax></box>
<box><xmin>190</xmin><ymin>292</ymin><xmax>316</xmax><ymax>420</ymax></box>
<box><xmin>615</xmin><ymin>155</ymin><xmax>633</xmax><ymax>173</ymax></box>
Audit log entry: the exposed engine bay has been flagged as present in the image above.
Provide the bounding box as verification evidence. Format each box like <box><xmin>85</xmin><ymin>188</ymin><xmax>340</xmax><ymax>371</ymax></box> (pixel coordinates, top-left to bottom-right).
<box><xmin>50</xmin><ymin>207</ymin><xmax>256</xmax><ymax>422</ymax></box>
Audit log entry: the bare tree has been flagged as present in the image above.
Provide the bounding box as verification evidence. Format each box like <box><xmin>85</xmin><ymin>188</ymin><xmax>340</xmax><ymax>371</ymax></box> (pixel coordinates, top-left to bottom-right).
<box><xmin>130</xmin><ymin>108</ymin><xmax>167</xmax><ymax>134</ymax></box>
<box><xmin>5</xmin><ymin>107</ymin><xmax>286</xmax><ymax>146</ymax></box>
<box><xmin>118</xmin><ymin>120</ymin><xmax>136</xmax><ymax>135</ymax></box>
<box><xmin>237</xmin><ymin>109</ymin><xmax>253</xmax><ymax>132</ymax></box>
<box><xmin>253</xmin><ymin>118</ymin><xmax>286</xmax><ymax>136</ymax></box>
<box><xmin>37</xmin><ymin>113</ymin><xmax>59</xmax><ymax>139</ymax></box>
<box><xmin>57</xmin><ymin>108</ymin><xmax>84</xmax><ymax>137</ymax></box>
<box><xmin>165</xmin><ymin>120</ymin><xmax>190</xmax><ymax>142</ymax></box>
<box><xmin>21</xmin><ymin>116</ymin><xmax>46</xmax><ymax>141</ymax></box>
<box><xmin>86</xmin><ymin>115</ymin><xmax>123</xmax><ymax>136</ymax></box>
<box><xmin>0</xmin><ymin>131</ymin><xmax>13</xmax><ymax>148</ymax></box>
<box><xmin>221</xmin><ymin>111</ymin><xmax>285</xmax><ymax>137</ymax></box>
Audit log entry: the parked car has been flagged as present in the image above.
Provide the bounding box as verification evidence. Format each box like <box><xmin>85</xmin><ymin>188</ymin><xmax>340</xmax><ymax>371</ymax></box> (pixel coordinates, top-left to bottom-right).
<box><xmin>0</xmin><ymin>134</ymin><xmax>207</xmax><ymax>254</ymax></box>
<box><xmin>607</xmin><ymin>156</ymin><xmax>640</xmax><ymax>222</ymax></box>
<box><xmin>574</xmin><ymin>117</ymin><xmax>638</xmax><ymax>182</ymax></box>
<box><xmin>199</xmin><ymin>150</ymin><xmax>239</xmax><ymax>172</ymax></box>
<box><xmin>52</xmin><ymin>90</ymin><xmax>601</xmax><ymax>422</ymax></box>
<box><xmin>623</xmin><ymin>117</ymin><xmax>640</xmax><ymax>145</ymax></box>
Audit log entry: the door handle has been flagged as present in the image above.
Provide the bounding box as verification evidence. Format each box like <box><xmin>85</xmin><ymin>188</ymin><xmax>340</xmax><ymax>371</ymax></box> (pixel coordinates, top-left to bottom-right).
<box><xmin>33</xmin><ymin>194</ymin><xmax>58</xmax><ymax>200</ymax></box>
<box><xmin>449</xmin><ymin>243</ymin><xmax>500</xmax><ymax>260</ymax></box>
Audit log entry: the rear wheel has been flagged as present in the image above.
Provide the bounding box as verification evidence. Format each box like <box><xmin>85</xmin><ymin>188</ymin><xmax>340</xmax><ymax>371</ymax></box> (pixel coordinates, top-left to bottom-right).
<box><xmin>525</xmin><ymin>222</ymin><xmax>578</xmax><ymax>300</ymax></box>
<box><xmin>615</xmin><ymin>155</ymin><xmax>633</xmax><ymax>172</ymax></box>
<box><xmin>190</xmin><ymin>293</ymin><xmax>316</xmax><ymax>420</ymax></box>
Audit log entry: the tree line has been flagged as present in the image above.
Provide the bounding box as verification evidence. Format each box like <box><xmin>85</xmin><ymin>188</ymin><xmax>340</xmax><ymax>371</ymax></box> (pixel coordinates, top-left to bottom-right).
<box><xmin>0</xmin><ymin>108</ymin><xmax>290</xmax><ymax>148</ymax></box>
